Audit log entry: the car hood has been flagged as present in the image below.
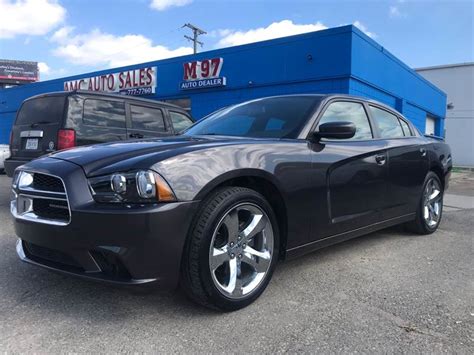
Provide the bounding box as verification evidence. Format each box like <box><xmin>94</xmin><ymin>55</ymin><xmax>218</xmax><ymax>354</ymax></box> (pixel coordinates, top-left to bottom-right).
<box><xmin>49</xmin><ymin>135</ymin><xmax>257</xmax><ymax>176</ymax></box>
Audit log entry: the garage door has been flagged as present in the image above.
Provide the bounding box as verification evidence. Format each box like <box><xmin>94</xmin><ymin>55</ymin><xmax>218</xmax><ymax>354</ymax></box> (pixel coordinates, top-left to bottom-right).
<box><xmin>425</xmin><ymin>116</ymin><xmax>436</xmax><ymax>135</ymax></box>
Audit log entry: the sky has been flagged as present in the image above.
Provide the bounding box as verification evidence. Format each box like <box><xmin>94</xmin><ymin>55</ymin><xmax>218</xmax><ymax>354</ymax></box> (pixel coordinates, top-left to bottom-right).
<box><xmin>0</xmin><ymin>0</ymin><xmax>472</xmax><ymax>80</ymax></box>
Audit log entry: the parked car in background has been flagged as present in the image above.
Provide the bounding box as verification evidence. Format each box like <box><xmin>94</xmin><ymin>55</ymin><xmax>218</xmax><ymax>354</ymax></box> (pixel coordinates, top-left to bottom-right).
<box><xmin>0</xmin><ymin>144</ymin><xmax>10</xmax><ymax>174</ymax></box>
<box><xmin>4</xmin><ymin>91</ymin><xmax>194</xmax><ymax>176</ymax></box>
<box><xmin>10</xmin><ymin>94</ymin><xmax>452</xmax><ymax>311</ymax></box>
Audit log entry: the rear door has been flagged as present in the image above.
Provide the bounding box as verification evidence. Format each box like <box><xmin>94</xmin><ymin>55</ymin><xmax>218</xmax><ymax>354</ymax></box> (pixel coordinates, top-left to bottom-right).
<box><xmin>309</xmin><ymin>100</ymin><xmax>389</xmax><ymax>240</ymax></box>
<box><xmin>10</xmin><ymin>95</ymin><xmax>67</xmax><ymax>160</ymax></box>
<box><xmin>369</xmin><ymin>105</ymin><xmax>429</xmax><ymax>218</ymax></box>
<box><xmin>126</xmin><ymin>104</ymin><xmax>170</xmax><ymax>139</ymax></box>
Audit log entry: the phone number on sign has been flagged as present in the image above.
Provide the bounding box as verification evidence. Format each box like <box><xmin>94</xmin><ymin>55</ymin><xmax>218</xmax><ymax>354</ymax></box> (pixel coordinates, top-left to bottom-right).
<box><xmin>119</xmin><ymin>86</ymin><xmax>153</xmax><ymax>96</ymax></box>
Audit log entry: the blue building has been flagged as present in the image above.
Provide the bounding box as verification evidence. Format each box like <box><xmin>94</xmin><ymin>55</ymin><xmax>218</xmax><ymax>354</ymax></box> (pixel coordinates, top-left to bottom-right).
<box><xmin>0</xmin><ymin>25</ymin><xmax>446</xmax><ymax>144</ymax></box>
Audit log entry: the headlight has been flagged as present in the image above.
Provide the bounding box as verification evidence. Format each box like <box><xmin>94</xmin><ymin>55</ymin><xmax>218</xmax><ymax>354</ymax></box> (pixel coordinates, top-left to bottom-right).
<box><xmin>88</xmin><ymin>170</ymin><xmax>176</xmax><ymax>203</ymax></box>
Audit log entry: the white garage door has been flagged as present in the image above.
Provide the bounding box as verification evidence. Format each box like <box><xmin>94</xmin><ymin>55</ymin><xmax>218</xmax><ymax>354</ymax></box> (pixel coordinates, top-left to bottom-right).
<box><xmin>425</xmin><ymin>116</ymin><xmax>436</xmax><ymax>135</ymax></box>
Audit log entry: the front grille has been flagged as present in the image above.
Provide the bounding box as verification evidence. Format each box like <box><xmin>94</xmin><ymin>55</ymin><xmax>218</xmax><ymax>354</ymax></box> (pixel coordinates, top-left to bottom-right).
<box><xmin>33</xmin><ymin>173</ymin><xmax>65</xmax><ymax>193</ymax></box>
<box><xmin>23</xmin><ymin>241</ymin><xmax>82</xmax><ymax>270</ymax></box>
<box><xmin>33</xmin><ymin>198</ymin><xmax>69</xmax><ymax>221</ymax></box>
<box><xmin>12</xmin><ymin>171</ymin><xmax>71</xmax><ymax>225</ymax></box>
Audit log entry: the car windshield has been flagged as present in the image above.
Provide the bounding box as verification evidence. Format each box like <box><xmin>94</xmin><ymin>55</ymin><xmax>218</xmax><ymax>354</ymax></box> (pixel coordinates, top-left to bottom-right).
<box><xmin>184</xmin><ymin>96</ymin><xmax>322</xmax><ymax>139</ymax></box>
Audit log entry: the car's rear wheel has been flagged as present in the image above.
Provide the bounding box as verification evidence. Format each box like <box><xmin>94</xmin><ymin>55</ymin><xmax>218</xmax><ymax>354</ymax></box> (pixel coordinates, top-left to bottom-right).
<box><xmin>406</xmin><ymin>172</ymin><xmax>444</xmax><ymax>234</ymax></box>
<box><xmin>181</xmin><ymin>187</ymin><xmax>279</xmax><ymax>311</ymax></box>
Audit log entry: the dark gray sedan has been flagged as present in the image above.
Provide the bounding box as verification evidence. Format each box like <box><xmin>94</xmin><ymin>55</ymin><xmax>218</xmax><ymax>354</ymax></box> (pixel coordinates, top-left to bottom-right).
<box><xmin>10</xmin><ymin>95</ymin><xmax>452</xmax><ymax>310</ymax></box>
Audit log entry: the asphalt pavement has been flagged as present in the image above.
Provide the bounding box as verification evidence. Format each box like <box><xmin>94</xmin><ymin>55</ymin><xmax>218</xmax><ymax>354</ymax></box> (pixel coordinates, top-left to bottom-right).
<box><xmin>0</xmin><ymin>173</ymin><xmax>472</xmax><ymax>353</ymax></box>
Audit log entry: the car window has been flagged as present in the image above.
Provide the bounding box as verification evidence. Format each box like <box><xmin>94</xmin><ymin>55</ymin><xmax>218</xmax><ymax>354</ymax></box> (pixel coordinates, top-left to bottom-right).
<box><xmin>265</xmin><ymin>117</ymin><xmax>285</xmax><ymax>131</ymax></box>
<box><xmin>399</xmin><ymin>118</ymin><xmax>412</xmax><ymax>136</ymax></box>
<box><xmin>370</xmin><ymin>106</ymin><xmax>404</xmax><ymax>138</ymax></box>
<box><xmin>317</xmin><ymin>101</ymin><xmax>373</xmax><ymax>140</ymax></box>
<box><xmin>184</xmin><ymin>96</ymin><xmax>321</xmax><ymax>139</ymax></box>
<box><xmin>83</xmin><ymin>99</ymin><xmax>126</xmax><ymax>128</ymax></box>
<box><xmin>130</xmin><ymin>105</ymin><xmax>166</xmax><ymax>132</ymax></box>
<box><xmin>16</xmin><ymin>96</ymin><xmax>66</xmax><ymax>125</ymax></box>
<box><xmin>199</xmin><ymin>115</ymin><xmax>255</xmax><ymax>136</ymax></box>
<box><xmin>169</xmin><ymin>111</ymin><xmax>193</xmax><ymax>133</ymax></box>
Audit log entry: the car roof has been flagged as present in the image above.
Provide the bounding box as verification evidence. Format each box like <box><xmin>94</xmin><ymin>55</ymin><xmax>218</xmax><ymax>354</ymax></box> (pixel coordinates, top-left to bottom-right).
<box><xmin>248</xmin><ymin>93</ymin><xmax>405</xmax><ymax>118</ymax></box>
<box><xmin>23</xmin><ymin>90</ymin><xmax>185</xmax><ymax>111</ymax></box>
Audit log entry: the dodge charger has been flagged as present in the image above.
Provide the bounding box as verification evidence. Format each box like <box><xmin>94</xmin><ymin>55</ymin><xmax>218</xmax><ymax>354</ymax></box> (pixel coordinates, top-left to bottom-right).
<box><xmin>11</xmin><ymin>94</ymin><xmax>452</xmax><ymax>311</ymax></box>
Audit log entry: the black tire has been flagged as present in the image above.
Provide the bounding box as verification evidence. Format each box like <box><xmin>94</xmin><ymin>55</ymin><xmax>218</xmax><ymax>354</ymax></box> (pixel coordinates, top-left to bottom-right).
<box><xmin>406</xmin><ymin>171</ymin><xmax>444</xmax><ymax>235</ymax></box>
<box><xmin>180</xmin><ymin>186</ymin><xmax>279</xmax><ymax>311</ymax></box>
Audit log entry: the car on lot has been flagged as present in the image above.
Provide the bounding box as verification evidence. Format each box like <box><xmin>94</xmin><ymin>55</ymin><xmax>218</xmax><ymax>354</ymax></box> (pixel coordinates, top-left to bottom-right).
<box><xmin>4</xmin><ymin>91</ymin><xmax>194</xmax><ymax>176</ymax></box>
<box><xmin>10</xmin><ymin>94</ymin><xmax>452</xmax><ymax>311</ymax></box>
<box><xmin>0</xmin><ymin>144</ymin><xmax>10</xmax><ymax>174</ymax></box>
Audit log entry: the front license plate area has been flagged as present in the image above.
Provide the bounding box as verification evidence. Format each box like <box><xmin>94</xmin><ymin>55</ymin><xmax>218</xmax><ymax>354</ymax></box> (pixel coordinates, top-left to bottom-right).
<box><xmin>25</xmin><ymin>138</ymin><xmax>38</xmax><ymax>150</ymax></box>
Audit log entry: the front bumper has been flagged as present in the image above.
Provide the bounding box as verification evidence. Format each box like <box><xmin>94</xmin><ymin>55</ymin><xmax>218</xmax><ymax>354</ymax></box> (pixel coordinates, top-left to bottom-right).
<box><xmin>12</xmin><ymin>157</ymin><xmax>200</xmax><ymax>290</ymax></box>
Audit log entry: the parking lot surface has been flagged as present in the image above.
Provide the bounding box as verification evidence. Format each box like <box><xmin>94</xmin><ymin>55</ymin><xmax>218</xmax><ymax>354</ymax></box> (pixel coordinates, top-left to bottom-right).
<box><xmin>0</xmin><ymin>173</ymin><xmax>472</xmax><ymax>353</ymax></box>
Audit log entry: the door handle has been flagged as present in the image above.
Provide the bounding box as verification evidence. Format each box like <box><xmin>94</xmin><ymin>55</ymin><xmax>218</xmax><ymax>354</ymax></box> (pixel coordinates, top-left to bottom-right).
<box><xmin>129</xmin><ymin>133</ymin><xmax>144</xmax><ymax>139</ymax></box>
<box><xmin>420</xmin><ymin>147</ymin><xmax>427</xmax><ymax>157</ymax></box>
<box><xmin>375</xmin><ymin>154</ymin><xmax>386</xmax><ymax>165</ymax></box>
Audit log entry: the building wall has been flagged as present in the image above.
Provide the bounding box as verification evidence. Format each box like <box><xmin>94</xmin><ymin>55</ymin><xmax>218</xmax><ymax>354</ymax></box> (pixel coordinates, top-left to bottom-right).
<box><xmin>417</xmin><ymin>63</ymin><xmax>474</xmax><ymax>167</ymax></box>
<box><xmin>0</xmin><ymin>25</ymin><xmax>446</xmax><ymax>145</ymax></box>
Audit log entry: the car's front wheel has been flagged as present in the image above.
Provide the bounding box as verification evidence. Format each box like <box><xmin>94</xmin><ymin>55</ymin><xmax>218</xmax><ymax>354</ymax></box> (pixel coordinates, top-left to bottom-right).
<box><xmin>181</xmin><ymin>187</ymin><xmax>279</xmax><ymax>311</ymax></box>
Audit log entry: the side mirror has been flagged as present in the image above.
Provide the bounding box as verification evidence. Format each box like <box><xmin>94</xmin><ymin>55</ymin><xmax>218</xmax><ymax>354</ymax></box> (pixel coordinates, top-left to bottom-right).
<box><xmin>311</xmin><ymin>121</ymin><xmax>356</xmax><ymax>141</ymax></box>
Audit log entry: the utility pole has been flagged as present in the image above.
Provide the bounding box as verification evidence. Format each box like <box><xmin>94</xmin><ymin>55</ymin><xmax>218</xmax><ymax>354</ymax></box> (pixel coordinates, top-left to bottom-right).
<box><xmin>183</xmin><ymin>23</ymin><xmax>206</xmax><ymax>54</ymax></box>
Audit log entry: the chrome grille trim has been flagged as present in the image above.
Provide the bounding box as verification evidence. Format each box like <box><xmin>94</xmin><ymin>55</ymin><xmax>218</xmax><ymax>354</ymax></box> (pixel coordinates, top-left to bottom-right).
<box><xmin>11</xmin><ymin>171</ymin><xmax>71</xmax><ymax>226</ymax></box>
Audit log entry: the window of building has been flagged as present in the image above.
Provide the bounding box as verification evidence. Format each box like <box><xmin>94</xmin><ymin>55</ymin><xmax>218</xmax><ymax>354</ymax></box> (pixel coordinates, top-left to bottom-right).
<box><xmin>83</xmin><ymin>99</ymin><xmax>126</xmax><ymax>128</ymax></box>
<box><xmin>370</xmin><ymin>106</ymin><xmax>404</xmax><ymax>138</ymax></box>
<box><xmin>130</xmin><ymin>105</ymin><xmax>166</xmax><ymax>132</ymax></box>
<box><xmin>318</xmin><ymin>101</ymin><xmax>373</xmax><ymax>140</ymax></box>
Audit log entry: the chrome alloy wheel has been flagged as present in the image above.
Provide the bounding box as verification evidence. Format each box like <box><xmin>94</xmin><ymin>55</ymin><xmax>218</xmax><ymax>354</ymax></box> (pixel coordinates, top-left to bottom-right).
<box><xmin>423</xmin><ymin>177</ymin><xmax>442</xmax><ymax>228</ymax></box>
<box><xmin>208</xmin><ymin>203</ymin><xmax>274</xmax><ymax>299</ymax></box>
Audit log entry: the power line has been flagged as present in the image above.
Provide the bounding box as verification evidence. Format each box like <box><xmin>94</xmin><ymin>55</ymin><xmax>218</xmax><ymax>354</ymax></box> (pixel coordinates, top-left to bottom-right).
<box><xmin>182</xmin><ymin>23</ymin><xmax>206</xmax><ymax>54</ymax></box>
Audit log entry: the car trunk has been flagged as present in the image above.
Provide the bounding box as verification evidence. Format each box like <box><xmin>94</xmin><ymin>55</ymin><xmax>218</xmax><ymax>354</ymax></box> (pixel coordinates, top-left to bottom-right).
<box><xmin>10</xmin><ymin>95</ymin><xmax>67</xmax><ymax>160</ymax></box>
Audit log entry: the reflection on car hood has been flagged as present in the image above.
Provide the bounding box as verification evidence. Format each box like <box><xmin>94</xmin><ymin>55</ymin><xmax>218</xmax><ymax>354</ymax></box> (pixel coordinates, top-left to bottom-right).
<box><xmin>49</xmin><ymin>135</ymin><xmax>262</xmax><ymax>176</ymax></box>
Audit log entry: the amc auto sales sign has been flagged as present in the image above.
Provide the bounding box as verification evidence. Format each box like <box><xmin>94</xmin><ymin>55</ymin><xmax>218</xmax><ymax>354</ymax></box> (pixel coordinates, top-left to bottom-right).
<box><xmin>64</xmin><ymin>67</ymin><xmax>157</xmax><ymax>96</ymax></box>
<box><xmin>180</xmin><ymin>58</ymin><xmax>226</xmax><ymax>90</ymax></box>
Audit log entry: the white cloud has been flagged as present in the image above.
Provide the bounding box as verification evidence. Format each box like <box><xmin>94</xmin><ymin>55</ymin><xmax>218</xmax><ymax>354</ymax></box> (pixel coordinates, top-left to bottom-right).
<box><xmin>353</xmin><ymin>21</ymin><xmax>377</xmax><ymax>39</ymax></box>
<box><xmin>0</xmin><ymin>0</ymin><xmax>65</xmax><ymax>38</ymax></box>
<box><xmin>389</xmin><ymin>6</ymin><xmax>402</xmax><ymax>17</ymax></box>
<box><xmin>150</xmin><ymin>0</ymin><xmax>192</xmax><ymax>11</ymax></box>
<box><xmin>51</xmin><ymin>27</ymin><xmax>193</xmax><ymax>68</ymax></box>
<box><xmin>216</xmin><ymin>20</ymin><xmax>328</xmax><ymax>48</ymax></box>
<box><xmin>38</xmin><ymin>61</ymin><xmax>50</xmax><ymax>75</ymax></box>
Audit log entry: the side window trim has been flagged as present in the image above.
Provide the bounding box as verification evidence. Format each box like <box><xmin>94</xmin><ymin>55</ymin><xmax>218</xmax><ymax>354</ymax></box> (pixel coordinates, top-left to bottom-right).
<box><xmin>314</xmin><ymin>99</ymin><xmax>375</xmax><ymax>141</ymax></box>
<box><xmin>398</xmin><ymin>116</ymin><xmax>413</xmax><ymax>136</ymax></box>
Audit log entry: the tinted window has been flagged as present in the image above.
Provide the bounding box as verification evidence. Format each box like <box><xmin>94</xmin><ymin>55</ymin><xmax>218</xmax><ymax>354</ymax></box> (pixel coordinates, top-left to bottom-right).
<box><xmin>130</xmin><ymin>105</ymin><xmax>165</xmax><ymax>132</ymax></box>
<box><xmin>399</xmin><ymin>118</ymin><xmax>412</xmax><ymax>136</ymax></box>
<box><xmin>83</xmin><ymin>99</ymin><xmax>126</xmax><ymax>128</ymax></box>
<box><xmin>370</xmin><ymin>106</ymin><xmax>404</xmax><ymax>138</ymax></box>
<box><xmin>170</xmin><ymin>111</ymin><xmax>193</xmax><ymax>133</ymax></box>
<box><xmin>318</xmin><ymin>101</ymin><xmax>372</xmax><ymax>140</ymax></box>
<box><xmin>185</xmin><ymin>96</ymin><xmax>321</xmax><ymax>138</ymax></box>
<box><xmin>16</xmin><ymin>96</ymin><xmax>66</xmax><ymax>125</ymax></box>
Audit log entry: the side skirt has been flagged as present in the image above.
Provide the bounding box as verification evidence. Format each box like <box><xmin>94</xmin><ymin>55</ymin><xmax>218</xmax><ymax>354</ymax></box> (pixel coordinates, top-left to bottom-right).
<box><xmin>285</xmin><ymin>213</ymin><xmax>415</xmax><ymax>260</ymax></box>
